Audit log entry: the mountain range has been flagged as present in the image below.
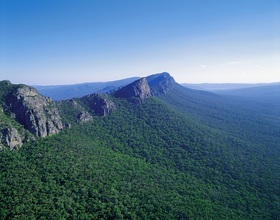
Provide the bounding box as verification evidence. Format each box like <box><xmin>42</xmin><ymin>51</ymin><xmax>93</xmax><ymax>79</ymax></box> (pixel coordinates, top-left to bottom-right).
<box><xmin>182</xmin><ymin>82</ymin><xmax>280</xmax><ymax>91</ymax></box>
<box><xmin>0</xmin><ymin>72</ymin><xmax>279</xmax><ymax>219</ymax></box>
<box><xmin>34</xmin><ymin>77</ymin><xmax>140</xmax><ymax>101</ymax></box>
<box><xmin>34</xmin><ymin>77</ymin><xmax>280</xmax><ymax>105</ymax></box>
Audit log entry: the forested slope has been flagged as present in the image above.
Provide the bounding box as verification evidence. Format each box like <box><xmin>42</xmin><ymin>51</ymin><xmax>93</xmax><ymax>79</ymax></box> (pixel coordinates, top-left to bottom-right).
<box><xmin>0</xmin><ymin>73</ymin><xmax>279</xmax><ymax>219</ymax></box>
<box><xmin>159</xmin><ymin>84</ymin><xmax>280</xmax><ymax>150</ymax></box>
<box><xmin>1</xmin><ymin>97</ymin><xmax>279</xmax><ymax>219</ymax></box>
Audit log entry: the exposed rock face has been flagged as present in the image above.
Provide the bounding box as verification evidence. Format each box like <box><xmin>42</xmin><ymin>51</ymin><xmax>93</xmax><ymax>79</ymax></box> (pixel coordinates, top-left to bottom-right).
<box><xmin>6</xmin><ymin>85</ymin><xmax>63</xmax><ymax>137</ymax></box>
<box><xmin>82</xmin><ymin>94</ymin><xmax>116</xmax><ymax>116</ymax></box>
<box><xmin>57</xmin><ymin>99</ymin><xmax>92</xmax><ymax>123</ymax></box>
<box><xmin>114</xmin><ymin>78</ymin><xmax>152</xmax><ymax>103</ymax></box>
<box><xmin>147</xmin><ymin>72</ymin><xmax>176</xmax><ymax>95</ymax></box>
<box><xmin>65</xmin><ymin>99</ymin><xmax>79</xmax><ymax>108</ymax></box>
<box><xmin>77</xmin><ymin>111</ymin><xmax>93</xmax><ymax>122</ymax></box>
<box><xmin>0</xmin><ymin>127</ymin><xmax>23</xmax><ymax>149</ymax></box>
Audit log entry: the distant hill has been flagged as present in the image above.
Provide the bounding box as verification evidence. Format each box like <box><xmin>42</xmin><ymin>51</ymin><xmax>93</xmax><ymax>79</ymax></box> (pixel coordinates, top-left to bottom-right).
<box><xmin>182</xmin><ymin>82</ymin><xmax>280</xmax><ymax>91</ymax></box>
<box><xmin>34</xmin><ymin>77</ymin><xmax>140</xmax><ymax>101</ymax></box>
<box><xmin>210</xmin><ymin>84</ymin><xmax>280</xmax><ymax>112</ymax></box>
<box><xmin>182</xmin><ymin>82</ymin><xmax>280</xmax><ymax>110</ymax></box>
<box><xmin>212</xmin><ymin>84</ymin><xmax>280</xmax><ymax>98</ymax></box>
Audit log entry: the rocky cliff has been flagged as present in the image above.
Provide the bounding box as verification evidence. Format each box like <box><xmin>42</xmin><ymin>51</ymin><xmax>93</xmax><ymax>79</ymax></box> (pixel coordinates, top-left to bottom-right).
<box><xmin>0</xmin><ymin>127</ymin><xmax>24</xmax><ymax>150</ymax></box>
<box><xmin>81</xmin><ymin>94</ymin><xmax>116</xmax><ymax>116</ymax></box>
<box><xmin>0</xmin><ymin>82</ymin><xmax>66</xmax><ymax>149</ymax></box>
<box><xmin>147</xmin><ymin>72</ymin><xmax>176</xmax><ymax>95</ymax></box>
<box><xmin>114</xmin><ymin>77</ymin><xmax>152</xmax><ymax>103</ymax></box>
<box><xmin>113</xmin><ymin>72</ymin><xmax>176</xmax><ymax>103</ymax></box>
<box><xmin>6</xmin><ymin>85</ymin><xmax>64</xmax><ymax>137</ymax></box>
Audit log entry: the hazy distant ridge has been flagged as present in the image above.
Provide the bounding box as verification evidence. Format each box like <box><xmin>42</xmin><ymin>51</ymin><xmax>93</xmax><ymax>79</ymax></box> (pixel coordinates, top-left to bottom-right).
<box><xmin>182</xmin><ymin>82</ymin><xmax>280</xmax><ymax>91</ymax></box>
<box><xmin>34</xmin><ymin>77</ymin><xmax>140</xmax><ymax>101</ymax></box>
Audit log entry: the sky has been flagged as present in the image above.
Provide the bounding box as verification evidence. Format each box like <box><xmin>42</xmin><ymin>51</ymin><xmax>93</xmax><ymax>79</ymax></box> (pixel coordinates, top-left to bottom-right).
<box><xmin>0</xmin><ymin>0</ymin><xmax>279</xmax><ymax>85</ymax></box>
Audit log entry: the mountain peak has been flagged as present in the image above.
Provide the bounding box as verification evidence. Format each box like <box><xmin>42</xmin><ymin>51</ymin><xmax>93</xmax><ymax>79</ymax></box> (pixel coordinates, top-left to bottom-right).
<box><xmin>114</xmin><ymin>77</ymin><xmax>152</xmax><ymax>103</ymax></box>
<box><xmin>147</xmin><ymin>72</ymin><xmax>176</xmax><ymax>95</ymax></box>
<box><xmin>113</xmin><ymin>72</ymin><xmax>176</xmax><ymax>103</ymax></box>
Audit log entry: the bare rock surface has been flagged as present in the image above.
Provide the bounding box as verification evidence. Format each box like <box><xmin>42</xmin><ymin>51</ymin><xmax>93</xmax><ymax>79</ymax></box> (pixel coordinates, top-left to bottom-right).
<box><xmin>81</xmin><ymin>94</ymin><xmax>116</xmax><ymax>116</ymax></box>
<box><xmin>147</xmin><ymin>72</ymin><xmax>176</xmax><ymax>95</ymax></box>
<box><xmin>0</xmin><ymin>127</ymin><xmax>23</xmax><ymax>149</ymax></box>
<box><xmin>114</xmin><ymin>77</ymin><xmax>152</xmax><ymax>103</ymax></box>
<box><xmin>6</xmin><ymin>85</ymin><xmax>63</xmax><ymax>137</ymax></box>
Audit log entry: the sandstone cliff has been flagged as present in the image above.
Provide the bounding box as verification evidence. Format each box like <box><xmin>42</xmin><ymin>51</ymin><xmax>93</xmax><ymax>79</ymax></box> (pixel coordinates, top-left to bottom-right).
<box><xmin>0</xmin><ymin>127</ymin><xmax>24</xmax><ymax>150</ymax></box>
<box><xmin>81</xmin><ymin>94</ymin><xmax>116</xmax><ymax>116</ymax></box>
<box><xmin>5</xmin><ymin>85</ymin><xmax>64</xmax><ymax>138</ymax></box>
<box><xmin>147</xmin><ymin>72</ymin><xmax>176</xmax><ymax>95</ymax></box>
<box><xmin>114</xmin><ymin>77</ymin><xmax>152</xmax><ymax>103</ymax></box>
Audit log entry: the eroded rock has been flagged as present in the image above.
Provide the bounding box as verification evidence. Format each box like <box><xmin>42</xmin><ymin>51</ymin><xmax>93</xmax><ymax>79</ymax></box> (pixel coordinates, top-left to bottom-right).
<box><xmin>6</xmin><ymin>85</ymin><xmax>63</xmax><ymax>137</ymax></box>
<box><xmin>147</xmin><ymin>72</ymin><xmax>176</xmax><ymax>95</ymax></box>
<box><xmin>0</xmin><ymin>127</ymin><xmax>23</xmax><ymax>149</ymax></box>
<box><xmin>81</xmin><ymin>94</ymin><xmax>116</xmax><ymax>116</ymax></box>
<box><xmin>114</xmin><ymin>78</ymin><xmax>152</xmax><ymax>103</ymax></box>
<box><xmin>77</xmin><ymin>111</ymin><xmax>93</xmax><ymax>122</ymax></box>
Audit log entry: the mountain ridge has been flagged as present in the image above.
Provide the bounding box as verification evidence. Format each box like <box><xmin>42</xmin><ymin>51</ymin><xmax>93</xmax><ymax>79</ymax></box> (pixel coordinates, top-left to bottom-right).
<box><xmin>0</xmin><ymin>72</ymin><xmax>279</xmax><ymax>218</ymax></box>
<box><xmin>183</xmin><ymin>82</ymin><xmax>280</xmax><ymax>91</ymax></box>
<box><xmin>34</xmin><ymin>77</ymin><xmax>140</xmax><ymax>101</ymax></box>
<box><xmin>0</xmin><ymin>72</ymin><xmax>176</xmax><ymax>149</ymax></box>
<box><xmin>1</xmin><ymin>72</ymin><xmax>279</xmax><ymax>150</ymax></box>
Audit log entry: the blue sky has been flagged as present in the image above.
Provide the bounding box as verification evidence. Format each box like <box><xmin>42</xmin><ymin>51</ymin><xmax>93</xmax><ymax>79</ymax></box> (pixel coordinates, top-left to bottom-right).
<box><xmin>1</xmin><ymin>0</ymin><xmax>279</xmax><ymax>85</ymax></box>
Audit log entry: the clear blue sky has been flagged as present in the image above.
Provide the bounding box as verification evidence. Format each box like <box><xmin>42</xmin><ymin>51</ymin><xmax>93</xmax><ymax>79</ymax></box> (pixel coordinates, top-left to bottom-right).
<box><xmin>1</xmin><ymin>0</ymin><xmax>279</xmax><ymax>85</ymax></box>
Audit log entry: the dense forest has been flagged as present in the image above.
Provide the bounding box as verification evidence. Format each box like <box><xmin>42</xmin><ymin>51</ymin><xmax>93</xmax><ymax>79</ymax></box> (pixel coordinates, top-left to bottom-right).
<box><xmin>0</xmin><ymin>75</ymin><xmax>279</xmax><ymax>219</ymax></box>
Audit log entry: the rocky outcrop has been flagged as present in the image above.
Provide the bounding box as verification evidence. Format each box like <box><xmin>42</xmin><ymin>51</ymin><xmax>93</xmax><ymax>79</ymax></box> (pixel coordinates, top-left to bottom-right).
<box><xmin>147</xmin><ymin>72</ymin><xmax>176</xmax><ymax>95</ymax></box>
<box><xmin>6</xmin><ymin>85</ymin><xmax>63</xmax><ymax>137</ymax></box>
<box><xmin>77</xmin><ymin>111</ymin><xmax>93</xmax><ymax>122</ymax></box>
<box><xmin>114</xmin><ymin>78</ymin><xmax>152</xmax><ymax>103</ymax></box>
<box><xmin>81</xmin><ymin>94</ymin><xmax>116</xmax><ymax>116</ymax></box>
<box><xmin>0</xmin><ymin>127</ymin><xmax>23</xmax><ymax>149</ymax></box>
